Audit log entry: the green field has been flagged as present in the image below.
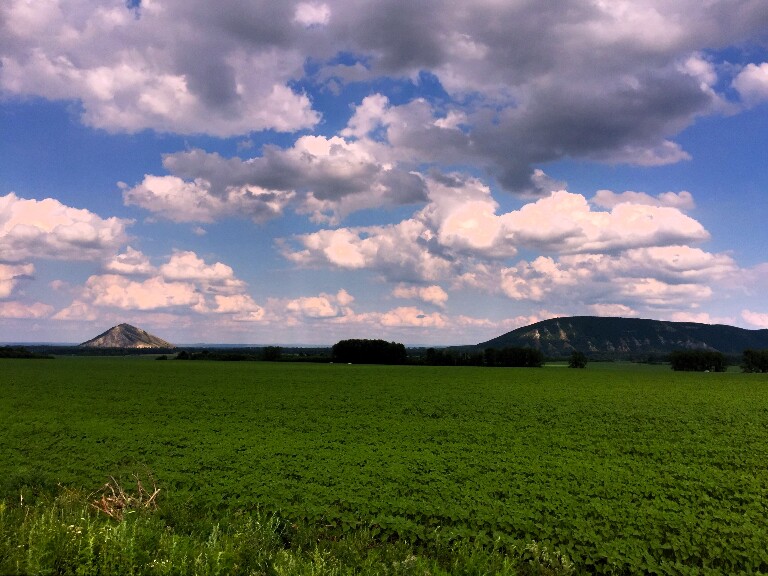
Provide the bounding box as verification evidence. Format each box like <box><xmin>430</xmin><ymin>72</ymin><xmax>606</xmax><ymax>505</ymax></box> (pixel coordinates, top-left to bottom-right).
<box><xmin>3</xmin><ymin>358</ymin><xmax>768</xmax><ymax>574</ymax></box>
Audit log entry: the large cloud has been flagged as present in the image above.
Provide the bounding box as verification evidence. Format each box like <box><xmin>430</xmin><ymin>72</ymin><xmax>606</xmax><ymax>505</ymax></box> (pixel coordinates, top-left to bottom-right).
<box><xmin>282</xmin><ymin>179</ymin><xmax>739</xmax><ymax>315</ymax></box>
<box><xmin>733</xmin><ymin>62</ymin><xmax>768</xmax><ymax>105</ymax></box>
<box><xmin>55</xmin><ymin>249</ymin><xmax>263</xmax><ymax>320</ymax></box>
<box><xmin>0</xmin><ymin>0</ymin><xmax>319</xmax><ymax>135</ymax></box>
<box><xmin>266</xmin><ymin>291</ymin><xmax>557</xmax><ymax>342</ymax></box>
<box><xmin>122</xmin><ymin>175</ymin><xmax>296</xmax><ymax>224</ymax></box>
<box><xmin>392</xmin><ymin>284</ymin><xmax>448</xmax><ymax>307</ymax></box>
<box><xmin>159</xmin><ymin>251</ymin><xmax>245</xmax><ymax>294</ymax></box>
<box><xmin>0</xmin><ymin>263</ymin><xmax>34</xmax><ymax>299</ymax></box>
<box><xmin>329</xmin><ymin>1</ymin><xmax>768</xmax><ymax>95</ymax></box>
<box><xmin>212</xmin><ymin>294</ymin><xmax>265</xmax><ymax>322</ymax></box>
<box><xmin>281</xmin><ymin>218</ymin><xmax>455</xmax><ymax>282</ymax></box>
<box><xmin>283</xmin><ymin>178</ymin><xmax>712</xmax><ymax>281</ymax></box>
<box><xmin>499</xmin><ymin>191</ymin><xmax>709</xmax><ymax>254</ymax></box>
<box><xmin>78</xmin><ymin>274</ymin><xmax>205</xmax><ymax>311</ymax></box>
<box><xmin>104</xmin><ymin>246</ymin><xmax>155</xmax><ymax>276</ymax></box>
<box><xmin>284</xmin><ymin>289</ymin><xmax>354</xmax><ymax>319</ymax></box>
<box><xmin>489</xmin><ymin>244</ymin><xmax>738</xmax><ymax>313</ymax></box>
<box><xmin>0</xmin><ymin>193</ymin><xmax>130</xmax><ymax>263</ymax></box>
<box><xmin>3</xmin><ymin>1</ymin><xmax>766</xmax><ymax>189</ymax></box>
<box><xmin>0</xmin><ymin>301</ymin><xmax>54</xmax><ymax>319</ymax></box>
<box><xmin>123</xmin><ymin>138</ymin><xmax>427</xmax><ymax>224</ymax></box>
<box><xmin>742</xmin><ymin>309</ymin><xmax>768</xmax><ymax>329</ymax></box>
<box><xmin>592</xmin><ymin>190</ymin><xmax>695</xmax><ymax>210</ymax></box>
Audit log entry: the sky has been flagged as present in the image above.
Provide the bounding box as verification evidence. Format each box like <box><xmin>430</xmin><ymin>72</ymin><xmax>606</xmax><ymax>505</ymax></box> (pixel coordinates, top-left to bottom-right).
<box><xmin>1</xmin><ymin>0</ymin><xmax>768</xmax><ymax>346</ymax></box>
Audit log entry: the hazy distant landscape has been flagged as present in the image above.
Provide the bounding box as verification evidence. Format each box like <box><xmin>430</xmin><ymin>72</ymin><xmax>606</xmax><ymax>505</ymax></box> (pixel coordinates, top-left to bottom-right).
<box><xmin>8</xmin><ymin>315</ymin><xmax>768</xmax><ymax>364</ymax></box>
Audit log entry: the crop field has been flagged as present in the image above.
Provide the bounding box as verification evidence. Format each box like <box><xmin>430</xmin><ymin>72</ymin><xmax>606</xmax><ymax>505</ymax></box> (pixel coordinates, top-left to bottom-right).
<box><xmin>2</xmin><ymin>358</ymin><xmax>768</xmax><ymax>574</ymax></box>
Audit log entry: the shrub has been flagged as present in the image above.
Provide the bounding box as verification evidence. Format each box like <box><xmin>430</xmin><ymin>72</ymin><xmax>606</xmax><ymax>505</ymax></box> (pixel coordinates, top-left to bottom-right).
<box><xmin>669</xmin><ymin>350</ymin><xmax>726</xmax><ymax>372</ymax></box>
<box><xmin>568</xmin><ymin>351</ymin><xmax>588</xmax><ymax>369</ymax></box>
<box><xmin>486</xmin><ymin>346</ymin><xmax>544</xmax><ymax>368</ymax></box>
<box><xmin>331</xmin><ymin>339</ymin><xmax>407</xmax><ymax>365</ymax></box>
<box><xmin>742</xmin><ymin>349</ymin><xmax>768</xmax><ymax>373</ymax></box>
<box><xmin>262</xmin><ymin>346</ymin><xmax>283</xmax><ymax>362</ymax></box>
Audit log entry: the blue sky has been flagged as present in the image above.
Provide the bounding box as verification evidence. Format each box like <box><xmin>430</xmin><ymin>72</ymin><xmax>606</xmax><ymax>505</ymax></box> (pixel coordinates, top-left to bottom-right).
<box><xmin>1</xmin><ymin>0</ymin><xmax>768</xmax><ymax>345</ymax></box>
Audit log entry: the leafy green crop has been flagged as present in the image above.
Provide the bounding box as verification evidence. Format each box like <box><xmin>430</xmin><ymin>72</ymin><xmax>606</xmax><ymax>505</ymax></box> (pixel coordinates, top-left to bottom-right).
<box><xmin>2</xmin><ymin>358</ymin><xmax>768</xmax><ymax>573</ymax></box>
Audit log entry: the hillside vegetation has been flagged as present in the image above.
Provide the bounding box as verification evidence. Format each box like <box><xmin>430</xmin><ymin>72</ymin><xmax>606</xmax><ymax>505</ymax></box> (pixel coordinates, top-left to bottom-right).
<box><xmin>474</xmin><ymin>316</ymin><xmax>768</xmax><ymax>359</ymax></box>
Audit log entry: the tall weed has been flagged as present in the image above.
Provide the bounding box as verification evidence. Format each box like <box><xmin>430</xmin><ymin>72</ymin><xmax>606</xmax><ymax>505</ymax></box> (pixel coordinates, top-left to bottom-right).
<box><xmin>0</xmin><ymin>486</ymin><xmax>575</xmax><ymax>576</ymax></box>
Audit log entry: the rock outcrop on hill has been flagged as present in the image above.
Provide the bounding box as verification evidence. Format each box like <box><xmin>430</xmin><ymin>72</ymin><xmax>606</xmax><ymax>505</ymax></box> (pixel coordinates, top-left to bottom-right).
<box><xmin>473</xmin><ymin>316</ymin><xmax>768</xmax><ymax>358</ymax></box>
<box><xmin>79</xmin><ymin>324</ymin><xmax>174</xmax><ymax>349</ymax></box>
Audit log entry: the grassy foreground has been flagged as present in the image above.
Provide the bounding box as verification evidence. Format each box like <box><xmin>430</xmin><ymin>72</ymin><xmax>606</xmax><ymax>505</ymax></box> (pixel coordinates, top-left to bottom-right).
<box><xmin>3</xmin><ymin>358</ymin><xmax>768</xmax><ymax>574</ymax></box>
<box><xmin>0</xmin><ymin>487</ymin><xmax>571</xmax><ymax>576</ymax></box>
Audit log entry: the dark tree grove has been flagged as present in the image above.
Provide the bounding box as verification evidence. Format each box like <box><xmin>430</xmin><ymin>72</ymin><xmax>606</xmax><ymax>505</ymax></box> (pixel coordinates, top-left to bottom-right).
<box><xmin>568</xmin><ymin>351</ymin><xmax>588</xmax><ymax>369</ymax></box>
<box><xmin>668</xmin><ymin>350</ymin><xmax>726</xmax><ymax>372</ymax></box>
<box><xmin>742</xmin><ymin>349</ymin><xmax>768</xmax><ymax>373</ymax></box>
<box><xmin>485</xmin><ymin>346</ymin><xmax>544</xmax><ymax>368</ymax></box>
<box><xmin>262</xmin><ymin>346</ymin><xmax>283</xmax><ymax>362</ymax></box>
<box><xmin>0</xmin><ymin>346</ymin><xmax>53</xmax><ymax>359</ymax></box>
<box><xmin>331</xmin><ymin>339</ymin><xmax>407</xmax><ymax>365</ymax></box>
<box><xmin>423</xmin><ymin>348</ymin><xmax>483</xmax><ymax>366</ymax></box>
<box><xmin>420</xmin><ymin>346</ymin><xmax>543</xmax><ymax>367</ymax></box>
<box><xmin>174</xmin><ymin>349</ymin><xmax>258</xmax><ymax>361</ymax></box>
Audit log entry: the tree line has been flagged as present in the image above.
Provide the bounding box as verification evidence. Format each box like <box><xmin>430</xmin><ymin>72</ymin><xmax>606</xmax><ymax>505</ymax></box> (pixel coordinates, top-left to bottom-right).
<box><xmin>175</xmin><ymin>346</ymin><xmax>284</xmax><ymax>362</ymax></box>
<box><xmin>668</xmin><ymin>350</ymin><xmax>728</xmax><ymax>372</ymax></box>
<box><xmin>417</xmin><ymin>346</ymin><xmax>546</xmax><ymax>367</ymax></box>
<box><xmin>331</xmin><ymin>339</ymin><xmax>407</xmax><ymax>364</ymax></box>
<box><xmin>0</xmin><ymin>346</ymin><xmax>53</xmax><ymax>359</ymax></box>
<box><xmin>326</xmin><ymin>339</ymin><xmax>551</xmax><ymax>367</ymax></box>
<box><xmin>742</xmin><ymin>349</ymin><xmax>768</xmax><ymax>373</ymax></box>
<box><xmin>10</xmin><ymin>340</ymin><xmax>767</xmax><ymax>372</ymax></box>
<box><xmin>668</xmin><ymin>348</ymin><xmax>768</xmax><ymax>372</ymax></box>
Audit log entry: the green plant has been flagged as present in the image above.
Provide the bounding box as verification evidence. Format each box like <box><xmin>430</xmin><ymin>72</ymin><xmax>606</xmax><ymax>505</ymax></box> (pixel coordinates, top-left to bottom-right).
<box><xmin>3</xmin><ymin>359</ymin><xmax>768</xmax><ymax>573</ymax></box>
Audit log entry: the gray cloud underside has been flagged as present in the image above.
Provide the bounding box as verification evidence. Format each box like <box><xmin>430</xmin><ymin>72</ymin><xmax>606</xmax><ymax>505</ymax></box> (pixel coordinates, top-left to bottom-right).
<box><xmin>3</xmin><ymin>1</ymin><xmax>768</xmax><ymax>192</ymax></box>
<box><xmin>158</xmin><ymin>146</ymin><xmax>428</xmax><ymax>217</ymax></box>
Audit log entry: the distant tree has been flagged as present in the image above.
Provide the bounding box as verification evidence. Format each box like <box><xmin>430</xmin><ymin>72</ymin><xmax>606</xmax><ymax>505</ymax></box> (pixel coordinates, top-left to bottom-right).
<box><xmin>421</xmin><ymin>347</ymin><xmax>466</xmax><ymax>366</ymax></box>
<box><xmin>155</xmin><ymin>354</ymin><xmax>168</xmax><ymax>360</ymax></box>
<box><xmin>486</xmin><ymin>346</ymin><xmax>544</xmax><ymax>368</ymax></box>
<box><xmin>332</xmin><ymin>339</ymin><xmax>407</xmax><ymax>365</ymax></box>
<box><xmin>645</xmin><ymin>353</ymin><xmax>663</xmax><ymax>365</ymax></box>
<box><xmin>568</xmin><ymin>351</ymin><xmax>588</xmax><ymax>369</ymax></box>
<box><xmin>175</xmin><ymin>350</ymin><xmax>190</xmax><ymax>360</ymax></box>
<box><xmin>262</xmin><ymin>346</ymin><xmax>283</xmax><ymax>362</ymax></box>
<box><xmin>0</xmin><ymin>346</ymin><xmax>53</xmax><ymax>359</ymax></box>
<box><xmin>742</xmin><ymin>349</ymin><xmax>768</xmax><ymax>373</ymax></box>
<box><xmin>669</xmin><ymin>350</ymin><xmax>726</xmax><ymax>372</ymax></box>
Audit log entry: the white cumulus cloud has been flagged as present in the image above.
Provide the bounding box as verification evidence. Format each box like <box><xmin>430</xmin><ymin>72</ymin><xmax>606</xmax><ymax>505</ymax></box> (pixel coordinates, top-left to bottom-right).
<box><xmin>0</xmin><ymin>263</ymin><xmax>34</xmax><ymax>298</ymax></box>
<box><xmin>104</xmin><ymin>246</ymin><xmax>155</xmax><ymax>276</ymax></box>
<box><xmin>0</xmin><ymin>0</ymin><xmax>319</xmax><ymax>135</ymax></box>
<box><xmin>294</xmin><ymin>3</ymin><xmax>331</xmax><ymax>27</ymax></box>
<box><xmin>741</xmin><ymin>309</ymin><xmax>768</xmax><ymax>329</ymax></box>
<box><xmin>592</xmin><ymin>190</ymin><xmax>695</xmax><ymax>211</ymax></box>
<box><xmin>122</xmin><ymin>176</ymin><xmax>295</xmax><ymax>224</ymax></box>
<box><xmin>733</xmin><ymin>62</ymin><xmax>768</xmax><ymax>105</ymax></box>
<box><xmin>0</xmin><ymin>193</ymin><xmax>130</xmax><ymax>263</ymax></box>
<box><xmin>82</xmin><ymin>274</ymin><xmax>204</xmax><ymax>311</ymax></box>
<box><xmin>54</xmin><ymin>250</ymin><xmax>264</xmax><ymax>323</ymax></box>
<box><xmin>392</xmin><ymin>284</ymin><xmax>449</xmax><ymax>307</ymax></box>
<box><xmin>0</xmin><ymin>300</ymin><xmax>54</xmax><ymax>319</ymax></box>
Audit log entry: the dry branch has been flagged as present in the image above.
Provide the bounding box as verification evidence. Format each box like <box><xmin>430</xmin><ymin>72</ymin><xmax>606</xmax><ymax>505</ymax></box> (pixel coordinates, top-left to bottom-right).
<box><xmin>90</xmin><ymin>474</ymin><xmax>160</xmax><ymax>520</ymax></box>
